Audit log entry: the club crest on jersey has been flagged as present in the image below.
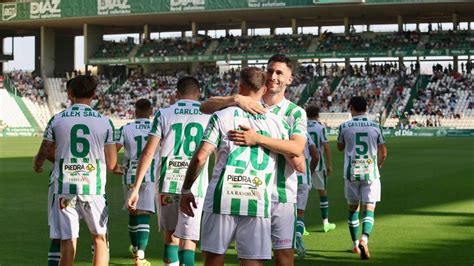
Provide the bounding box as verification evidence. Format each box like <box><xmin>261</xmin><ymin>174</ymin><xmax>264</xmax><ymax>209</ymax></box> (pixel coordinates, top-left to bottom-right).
<box><xmin>59</xmin><ymin>197</ymin><xmax>76</xmax><ymax>209</ymax></box>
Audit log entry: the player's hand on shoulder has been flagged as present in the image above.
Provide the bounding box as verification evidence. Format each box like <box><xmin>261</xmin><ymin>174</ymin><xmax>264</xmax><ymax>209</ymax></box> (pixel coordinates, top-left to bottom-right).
<box><xmin>228</xmin><ymin>125</ymin><xmax>259</xmax><ymax>146</ymax></box>
<box><xmin>235</xmin><ymin>95</ymin><xmax>266</xmax><ymax>115</ymax></box>
<box><xmin>180</xmin><ymin>192</ymin><xmax>197</xmax><ymax>217</ymax></box>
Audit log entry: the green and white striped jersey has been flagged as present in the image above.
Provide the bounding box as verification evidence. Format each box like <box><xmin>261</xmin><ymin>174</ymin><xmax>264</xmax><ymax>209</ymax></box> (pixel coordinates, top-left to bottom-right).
<box><xmin>202</xmin><ymin>106</ymin><xmax>291</xmax><ymax>218</ymax></box>
<box><xmin>44</xmin><ymin>104</ymin><xmax>115</xmax><ymax>195</ymax></box>
<box><xmin>337</xmin><ymin>115</ymin><xmax>385</xmax><ymax>181</ymax></box>
<box><xmin>265</xmin><ymin>98</ymin><xmax>307</xmax><ymax>203</ymax></box>
<box><xmin>308</xmin><ymin>119</ymin><xmax>328</xmax><ymax>172</ymax></box>
<box><xmin>150</xmin><ymin>100</ymin><xmax>210</xmax><ymax>197</ymax></box>
<box><xmin>117</xmin><ymin>118</ymin><xmax>159</xmax><ymax>185</ymax></box>
<box><xmin>297</xmin><ymin>134</ymin><xmax>314</xmax><ymax>186</ymax></box>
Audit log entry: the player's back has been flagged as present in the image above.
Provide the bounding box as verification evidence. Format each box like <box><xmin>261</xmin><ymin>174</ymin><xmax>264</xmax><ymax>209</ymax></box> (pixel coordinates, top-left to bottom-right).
<box><xmin>119</xmin><ymin>118</ymin><xmax>158</xmax><ymax>184</ymax></box>
<box><xmin>338</xmin><ymin>115</ymin><xmax>384</xmax><ymax>181</ymax></box>
<box><xmin>151</xmin><ymin>99</ymin><xmax>211</xmax><ymax>196</ymax></box>
<box><xmin>203</xmin><ymin>106</ymin><xmax>291</xmax><ymax>217</ymax></box>
<box><xmin>46</xmin><ymin>104</ymin><xmax>115</xmax><ymax>195</ymax></box>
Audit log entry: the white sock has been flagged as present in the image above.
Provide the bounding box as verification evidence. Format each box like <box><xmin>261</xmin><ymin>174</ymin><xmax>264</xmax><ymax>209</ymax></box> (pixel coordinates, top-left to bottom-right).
<box><xmin>323</xmin><ymin>218</ymin><xmax>329</xmax><ymax>225</ymax></box>
<box><xmin>361</xmin><ymin>234</ymin><xmax>369</xmax><ymax>244</ymax></box>
<box><xmin>137</xmin><ymin>250</ymin><xmax>145</xmax><ymax>260</ymax></box>
<box><xmin>353</xmin><ymin>240</ymin><xmax>359</xmax><ymax>248</ymax></box>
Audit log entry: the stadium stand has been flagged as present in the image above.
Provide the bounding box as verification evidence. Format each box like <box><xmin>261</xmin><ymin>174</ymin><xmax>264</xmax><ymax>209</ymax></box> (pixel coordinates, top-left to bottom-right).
<box><xmin>0</xmin><ymin>89</ymin><xmax>32</xmax><ymax>128</ymax></box>
<box><xmin>138</xmin><ymin>36</ymin><xmax>212</xmax><ymax>57</ymax></box>
<box><xmin>93</xmin><ymin>39</ymin><xmax>135</xmax><ymax>59</ymax></box>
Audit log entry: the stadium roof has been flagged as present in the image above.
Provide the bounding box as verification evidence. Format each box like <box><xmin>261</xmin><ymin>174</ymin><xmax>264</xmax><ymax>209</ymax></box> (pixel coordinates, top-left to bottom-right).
<box><xmin>1</xmin><ymin>2</ymin><xmax>474</xmax><ymax>36</ymax></box>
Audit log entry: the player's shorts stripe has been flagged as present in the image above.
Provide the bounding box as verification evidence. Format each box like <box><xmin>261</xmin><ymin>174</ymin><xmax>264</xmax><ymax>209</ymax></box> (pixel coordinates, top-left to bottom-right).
<box><xmin>150</xmin><ymin>159</ymin><xmax>155</xmax><ymax>182</ymax></box>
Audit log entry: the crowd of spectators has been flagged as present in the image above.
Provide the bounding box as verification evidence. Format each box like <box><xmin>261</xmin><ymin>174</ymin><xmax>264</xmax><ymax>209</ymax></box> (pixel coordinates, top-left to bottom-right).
<box><xmin>137</xmin><ymin>36</ymin><xmax>212</xmax><ymax>58</ymax></box>
<box><xmin>93</xmin><ymin>39</ymin><xmax>135</xmax><ymax>58</ymax></box>
<box><xmin>410</xmin><ymin>71</ymin><xmax>473</xmax><ymax>120</ymax></box>
<box><xmin>213</xmin><ymin>34</ymin><xmax>313</xmax><ymax>55</ymax></box>
<box><xmin>8</xmin><ymin>70</ymin><xmax>47</xmax><ymax>104</ymax></box>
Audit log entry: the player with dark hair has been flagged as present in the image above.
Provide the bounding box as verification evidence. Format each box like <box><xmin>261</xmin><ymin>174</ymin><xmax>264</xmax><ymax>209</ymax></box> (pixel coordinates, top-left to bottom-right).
<box><xmin>34</xmin><ymin>75</ymin><xmax>117</xmax><ymax>266</ymax></box>
<box><xmin>337</xmin><ymin>96</ymin><xmax>388</xmax><ymax>260</ymax></box>
<box><xmin>128</xmin><ymin>76</ymin><xmax>211</xmax><ymax>266</ymax></box>
<box><xmin>116</xmin><ymin>98</ymin><xmax>156</xmax><ymax>266</ymax></box>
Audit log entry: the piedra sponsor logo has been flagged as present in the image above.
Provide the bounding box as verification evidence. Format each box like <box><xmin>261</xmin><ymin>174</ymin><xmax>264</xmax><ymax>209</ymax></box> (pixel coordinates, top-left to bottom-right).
<box><xmin>227</xmin><ymin>174</ymin><xmax>263</xmax><ymax>188</ymax></box>
<box><xmin>170</xmin><ymin>0</ymin><xmax>205</xmax><ymax>12</ymax></box>
<box><xmin>2</xmin><ymin>4</ymin><xmax>17</xmax><ymax>21</ymax></box>
<box><xmin>64</xmin><ymin>163</ymin><xmax>96</xmax><ymax>173</ymax></box>
<box><xmin>30</xmin><ymin>0</ymin><xmax>61</xmax><ymax>19</ymax></box>
<box><xmin>98</xmin><ymin>0</ymin><xmax>131</xmax><ymax>16</ymax></box>
<box><xmin>168</xmin><ymin>160</ymin><xmax>189</xmax><ymax>168</ymax></box>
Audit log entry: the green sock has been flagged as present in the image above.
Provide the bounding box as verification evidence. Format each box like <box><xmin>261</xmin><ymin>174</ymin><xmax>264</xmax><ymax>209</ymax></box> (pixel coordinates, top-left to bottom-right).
<box><xmin>320</xmin><ymin>196</ymin><xmax>329</xmax><ymax>219</ymax></box>
<box><xmin>48</xmin><ymin>239</ymin><xmax>61</xmax><ymax>266</ymax></box>
<box><xmin>296</xmin><ymin>216</ymin><xmax>305</xmax><ymax>238</ymax></box>
<box><xmin>136</xmin><ymin>214</ymin><xmax>151</xmax><ymax>253</ymax></box>
<box><xmin>164</xmin><ymin>245</ymin><xmax>179</xmax><ymax>264</ymax></box>
<box><xmin>348</xmin><ymin>211</ymin><xmax>360</xmax><ymax>242</ymax></box>
<box><xmin>179</xmin><ymin>249</ymin><xmax>196</xmax><ymax>266</ymax></box>
<box><xmin>128</xmin><ymin>214</ymin><xmax>138</xmax><ymax>248</ymax></box>
<box><xmin>362</xmin><ymin>210</ymin><xmax>375</xmax><ymax>237</ymax></box>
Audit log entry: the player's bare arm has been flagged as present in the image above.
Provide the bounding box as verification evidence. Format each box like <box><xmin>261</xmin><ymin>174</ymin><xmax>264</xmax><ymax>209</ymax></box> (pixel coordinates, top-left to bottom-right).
<box><xmin>33</xmin><ymin>140</ymin><xmax>54</xmax><ymax>173</ymax></box>
<box><xmin>180</xmin><ymin>142</ymin><xmax>216</xmax><ymax>217</ymax></box>
<box><xmin>127</xmin><ymin>135</ymin><xmax>161</xmax><ymax>210</ymax></box>
<box><xmin>309</xmin><ymin>144</ymin><xmax>319</xmax><ymax>173</ymax></box>
<box><xmin>200</xmin><ymin>95</ymin><xmax>266</xmax><ymax>115</ymax></box>
<box><xmin>323</xmin><ymin>142</ymin><xmax>333</xmax><ymax>176</ymax></box>
<box><xmin>46</xmin><ymin>143</ymin><xmax>56</xmax><ymax>163</ymax></box>
<box><xmin>377</xmin><ymin>144</ymin><xmax>388</xmax><ymax>169</ymax></box>
<box><xmin>287</xmin><ymin>154</ymin><xmax>306</xmax><ymax>173</ymax></box>
<box><xmin>228</xmin><ymin>125</ymin><xmax>305</xmax><ymax>157</ymax></box>
<box><xmin>112</xmin><ymin>143</ymin><xmax>126</xmax><ymax>175</ymax></box>
<box><xmin>104</xmin><ymin>144</ymin><xmax>118</xmax><ymax>172</ymax></box>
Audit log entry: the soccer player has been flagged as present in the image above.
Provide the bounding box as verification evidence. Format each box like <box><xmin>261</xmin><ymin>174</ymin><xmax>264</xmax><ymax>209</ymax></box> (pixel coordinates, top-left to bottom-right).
<box><xmin>295</xmin><ymin>134</ymin><xmax>319</xmax><ymax>258</ymax></box>
<box><xmin>180</xmin><ymin>67</ymin><xmax>302</xmax><ymax>266</ymax></box>
<box><xmin>306</xmin><ymin>105</ymin><xmax>337</xmax><ymax>233</ymax></box>
<box><xmin>201</xmin><ymin>54</ymin><xmax>307</xmax><ymax>266</ymax></box>
<box><xmin>115</xmin><ymin>99</ymin><xmax>156</xmax><ymax>266</ymax></box>
<box><xmin>127</xmin><ymin>77</ymin><xmax>210</xmax><ymax>266</ymax></box>
<box><xmin>337</xmin><ymin>96</ymin><xmax>388</xmax><ymax>260</ymax></box>
<box><xmin>33</xmin><ymin>75</ymin><xmax>118</xmax><ymax>266</ymax></box>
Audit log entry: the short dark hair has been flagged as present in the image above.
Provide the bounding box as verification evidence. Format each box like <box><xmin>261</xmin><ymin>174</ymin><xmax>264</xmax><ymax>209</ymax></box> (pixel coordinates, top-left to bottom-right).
<box><xmin>305</xmin><ymin>105</ymin><xmax>320</xmax><ymax>118</ymax></box>
<box><xmin>348</xmin><ymin>96</ymin><xmax>368</xmax><ymax>112</ymax></box>
<box><xmin>68</xmin><ymin>75</ymin><xmax>97</xmax><ymax>98</ymax></box>
<box><xmin>177</xmin><ymin>76</ymin><xmax>200</xmax><ymax>95</ymax></box>
<box><xmin>267</xmin><ymin>54</ymin><xmax>293</xmax><ymax>72</ymax></box>
<box><xmin>240</xmin><ymin>67</ymin><xmax>266</xmax><ymax>92</ymax></box>
<box><xmin>135</xmin><ymin>98</ymin><xmax>152</xmax><ymax>112</ymax></box>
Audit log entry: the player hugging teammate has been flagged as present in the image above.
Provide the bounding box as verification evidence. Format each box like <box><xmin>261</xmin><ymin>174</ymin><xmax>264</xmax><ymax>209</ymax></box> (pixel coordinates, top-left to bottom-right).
<box><xmin>34</xmin><ymin>55</ymin><xmax>387</xmax><ymax>265</ymax></box>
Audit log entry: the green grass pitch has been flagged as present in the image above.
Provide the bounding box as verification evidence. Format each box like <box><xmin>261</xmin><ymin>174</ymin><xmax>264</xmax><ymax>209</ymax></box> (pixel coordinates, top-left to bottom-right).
<box><xmin>0</xmin><ymin>136</ymin><xmax>473</xmax><ymax>265</ymax></box>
